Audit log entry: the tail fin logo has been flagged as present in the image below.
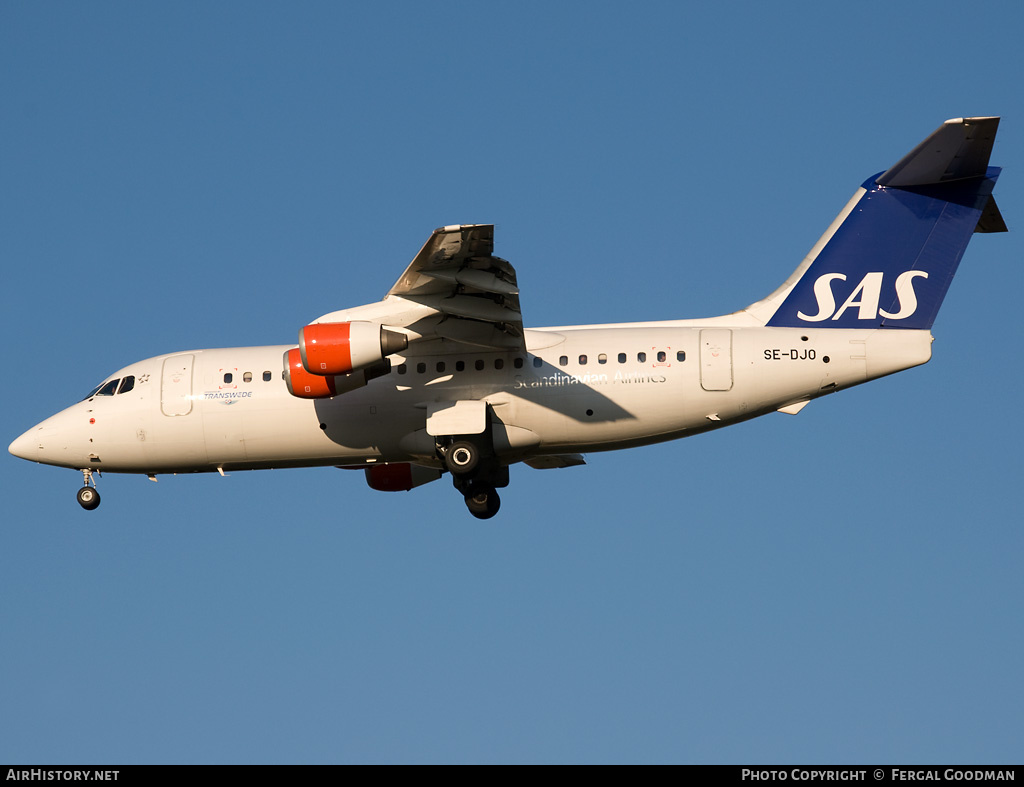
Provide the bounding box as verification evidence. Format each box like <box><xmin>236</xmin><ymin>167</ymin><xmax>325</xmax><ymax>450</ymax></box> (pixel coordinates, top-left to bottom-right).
<box><xmin>762</xmin><ymin>119</ymin><xmax>1003</xmax><ymax>332</ymax></box>
<box><xmin>796</xmin><ymin>270</ymin><xmax>928</xmax><ymax>323</ymax></box>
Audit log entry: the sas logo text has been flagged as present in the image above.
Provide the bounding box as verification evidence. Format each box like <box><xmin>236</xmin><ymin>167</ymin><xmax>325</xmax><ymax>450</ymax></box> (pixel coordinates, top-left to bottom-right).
<box><xmin>797</xmin><ymin>270</ymin><xmax>928</xmax><ymax>322</ymax></box>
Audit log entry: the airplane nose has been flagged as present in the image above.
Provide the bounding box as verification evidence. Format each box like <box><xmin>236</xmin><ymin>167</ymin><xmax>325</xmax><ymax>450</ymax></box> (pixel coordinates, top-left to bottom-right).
<box><xmin>9</xmin><ymin>428</ymin><xmax>39</xmax><ymax>461</ymax></box>
<box><xmin>10</xmin><ymin>408</ymin><xmax>93</xmax><ymax>469</ymax></box>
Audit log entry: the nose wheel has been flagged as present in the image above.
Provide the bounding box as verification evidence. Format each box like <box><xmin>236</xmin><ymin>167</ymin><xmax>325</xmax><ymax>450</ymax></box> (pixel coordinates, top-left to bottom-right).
<box><xmin>77</xmin><ymin>469</ymin><xmax>101</xmax><ymax>510</ymax></box>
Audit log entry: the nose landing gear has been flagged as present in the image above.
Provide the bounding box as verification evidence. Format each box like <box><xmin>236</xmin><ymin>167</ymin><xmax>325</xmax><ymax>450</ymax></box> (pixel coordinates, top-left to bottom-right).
<box><xmin>77</xmin><ymin>469</ymin><xmax>101</xmax><ymax>510</ymax></box>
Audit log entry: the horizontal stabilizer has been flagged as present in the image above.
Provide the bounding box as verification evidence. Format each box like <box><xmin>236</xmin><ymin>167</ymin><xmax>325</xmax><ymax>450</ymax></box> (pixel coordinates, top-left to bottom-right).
<box><xmin>877</xmin><ymin>117</ymin><xmax>1000</xmax><ymax>187</ymax></box>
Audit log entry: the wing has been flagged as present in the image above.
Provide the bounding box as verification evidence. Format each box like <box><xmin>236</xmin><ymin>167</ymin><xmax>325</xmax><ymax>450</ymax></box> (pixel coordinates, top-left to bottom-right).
<box><xmin>385</xmin><ymin>224</ymin><xmax>524</xmax><ymax>351</ymax></box>
<box><xmin>309</xmin><ymin>224</ymin><xmax>525</xmax><ymax>353</ymax></box>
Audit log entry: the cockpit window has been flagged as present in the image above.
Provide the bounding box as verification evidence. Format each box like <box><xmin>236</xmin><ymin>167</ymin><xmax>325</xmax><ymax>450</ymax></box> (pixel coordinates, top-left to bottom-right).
<box><xmin>117</xmin><ymin>376</ymin><xmax>135</xmax><ymax>394</ymax></box>
<box><xmin>82</xmin><ymin>383</ymin><xmax>104</xmax><ymax>401</ymax></box>
<box><xmin>96</xmin><ymin>379</ymin><xmax>120</xmax><ymax>397</ymax></box>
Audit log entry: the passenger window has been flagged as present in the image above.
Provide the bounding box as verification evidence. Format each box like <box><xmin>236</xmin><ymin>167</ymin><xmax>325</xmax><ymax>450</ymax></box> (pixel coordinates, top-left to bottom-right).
<box><xmin>243</xmin><ymin>372</ymin><xmax>253</xmax><ymax>383</ymax></box>
<box><xmin>618</xmin><ymin>353</ymin><xmax>626</xmax><ymax>363</ymax></box>
<box><xmin>475</xmin><ymin>359</ymin><xmax>485</xmax><ymax>371</ymax></box>
<box><xmin>637</xmin><ymin>352</ymin><xmax>646</xmax><ymax>363</ymax></box>
<box><xmin>514</xmin><ymin>358</ymin><xmax>523</xmax><ymax>369</ymax></box>
<box><xmin>579</xmin><ymin>355</ymin><xmax>587</xmax><ymax>365</ymax></box>
<box><xmin>456</xmin><ymin>361</ymin><xmax>465</xmax><ymax>372</ymax></box>
<box><xmin>495</xmin><ymin>359</ymin><xmax>504</xmax><ymax>370</ymax></box>
<box><xmin>533</xmin><ymin>357</ymin><xmax>543</xmax><ymax>368</ymax></box>
<box><xmin>436</xmin><ymin>361</ymin><xmax>446</xmax><ymax>373</ymax></box>
<box><xmin>416</xmin><ymin>363</ymin><xmax>426</xmax><ymax>374</ymax></box>
<box><xmin>397</xmin><ymin>364</ymin><xmax>407</xmax><ymax>375</ymax></box>
<box><xmin>224</xmin><ymin>373</ymin><xmax>233</xmax><ymax>384</ymax></box>
<box><xmin>117</xmin><ymin>376</ymin><xmax>135</xmax><ymax>394</ymax></box>
<box><xmin>598</xmin><ymin>354</ymin><xmax>607</xmax><ymax>364</ymax></box>
<box><xmin>677</xmin><ymin>351</ymin><xmax>686</xmax><ymax>362</ymax></box>
<box><xmin>559</xmin><ymin>356</ymin><xmax>568</xmax><ymax>366</ymax></box>
<box><xmin>263</xmin><ymin>371</ymin><xmax>272</xmax><ymax>381</ymax></box>
<box><xmin>657</xmin><ymin>351</ymin><xmax>667</xmax><ymax>363</ymax></box>
<box><xmin>97</xmin><ymin>379</ymin><xmax>119</xmax><ymax>396</ymax></box>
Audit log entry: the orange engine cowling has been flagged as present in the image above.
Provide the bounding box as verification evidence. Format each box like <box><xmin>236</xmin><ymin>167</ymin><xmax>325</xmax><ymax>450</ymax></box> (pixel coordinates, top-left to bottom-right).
<box><xmin>299</xmin><ymin>321</ymin><xmax>408</xmax><ymax>376</ymax></box>
<box><xmin>365</xmin><ymin>463</ymin><xmax>442</xmax><ymax>492</ymax></box>
<box><xmin>283</xmin><ymin>348</ymin><xmax>337</xmax><ymax>398</ymax></box>
<box><xmin>283</xmin><ymin>348</ymin><xmax>394</xmax><ymax>399</ymax></box>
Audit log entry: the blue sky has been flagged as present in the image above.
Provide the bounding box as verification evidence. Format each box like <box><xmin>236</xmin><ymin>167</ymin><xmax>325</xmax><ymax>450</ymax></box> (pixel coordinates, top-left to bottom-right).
<box><xmin>2</xmin><ymin>1</ymin><xmax>1022</xmax><ymax>764</ymax></box>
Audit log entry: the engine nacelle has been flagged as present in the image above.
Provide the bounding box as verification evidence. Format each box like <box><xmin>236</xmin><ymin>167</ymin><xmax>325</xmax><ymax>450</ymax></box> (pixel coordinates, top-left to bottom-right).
<box><xmin>283</xmin><ymin>348</ymin><xmax>337</xmax><ymax>398</ymax></box>
<box><xmin>299</xmin><ymin>321</ymin><xmax>408</xmax><ymax>376</ymax></box>
<box><xmin>283</xmin><ymin>348</ymin><xmax>393</xmax><ymax>399</ymax></box>
<box><xmin>365</xmin><ymin>463</ymin><xmax>442</xmax><ymax>492</ymax></box>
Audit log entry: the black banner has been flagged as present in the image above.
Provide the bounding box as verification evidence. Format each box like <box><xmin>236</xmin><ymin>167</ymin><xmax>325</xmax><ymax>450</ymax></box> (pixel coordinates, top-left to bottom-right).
<box><xmin>2</xmin><ymin>765</ymin><xmax>1022</xmax><ymax>774</ymax></box>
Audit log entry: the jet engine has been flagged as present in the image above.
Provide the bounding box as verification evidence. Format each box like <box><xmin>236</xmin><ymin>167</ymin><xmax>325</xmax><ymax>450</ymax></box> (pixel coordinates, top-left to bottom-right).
<box><xmin>283</xmin><ymin>348</ymin><xmax>338</xmax><ymax>398</ymax></box>
<box><xmin>283</xmin><ymin>348</ymin><xmax>392</xmax><ymax>399</ymax></box>
<box><xmin>299</xmin><ymin>321</ymin><xmax>408</xmax><ymax>376</ymax></box>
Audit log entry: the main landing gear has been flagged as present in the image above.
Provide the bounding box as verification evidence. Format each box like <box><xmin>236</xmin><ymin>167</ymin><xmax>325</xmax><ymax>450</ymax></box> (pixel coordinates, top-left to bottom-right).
<box><xmin>440</xmin><ymin>436</ymin><xmax>507</xmax><ymax>520</ymax></box>
<box><xmin>464</xmin><ymin>484</ymin><xmax>501</xmax><ymax>519</ymax></box>
<box><xmin>77</xmin><ymin>468</ymin><xmax>101</xmax><ymax>510</ymax></box>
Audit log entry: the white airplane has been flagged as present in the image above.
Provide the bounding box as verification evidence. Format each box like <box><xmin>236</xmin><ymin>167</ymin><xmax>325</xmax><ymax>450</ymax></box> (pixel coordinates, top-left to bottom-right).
<box><xmin>9</xmin><ymin>117</ymin><xmax>1007</xmax><ymax>519</ymax></box>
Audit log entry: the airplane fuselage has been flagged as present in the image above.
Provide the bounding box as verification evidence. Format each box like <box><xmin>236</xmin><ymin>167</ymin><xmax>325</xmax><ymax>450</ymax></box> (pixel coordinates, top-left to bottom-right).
<box><xmin>12</xmin><ymin>323</ymin><xmax>931</xmax><ymax>476</ymax></box>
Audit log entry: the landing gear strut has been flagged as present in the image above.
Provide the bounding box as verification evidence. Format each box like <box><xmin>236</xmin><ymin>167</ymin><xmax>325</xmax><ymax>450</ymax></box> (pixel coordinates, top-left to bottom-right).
<box><xmin>439</xmin><ymin>436</ymin><xmax>507</xmax><ymax>520</ymax></box>
<box><xmin>77</xmin><ymin>468</ymin><xmax>101</xmax><ymax>511</ymax></box>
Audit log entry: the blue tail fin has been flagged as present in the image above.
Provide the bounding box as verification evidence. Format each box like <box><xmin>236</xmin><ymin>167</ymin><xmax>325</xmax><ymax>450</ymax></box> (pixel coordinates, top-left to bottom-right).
<box><xmin>764</xmin><ymin>117</ymin><xmax>1005</xmax><ymax>330</ymax></box>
